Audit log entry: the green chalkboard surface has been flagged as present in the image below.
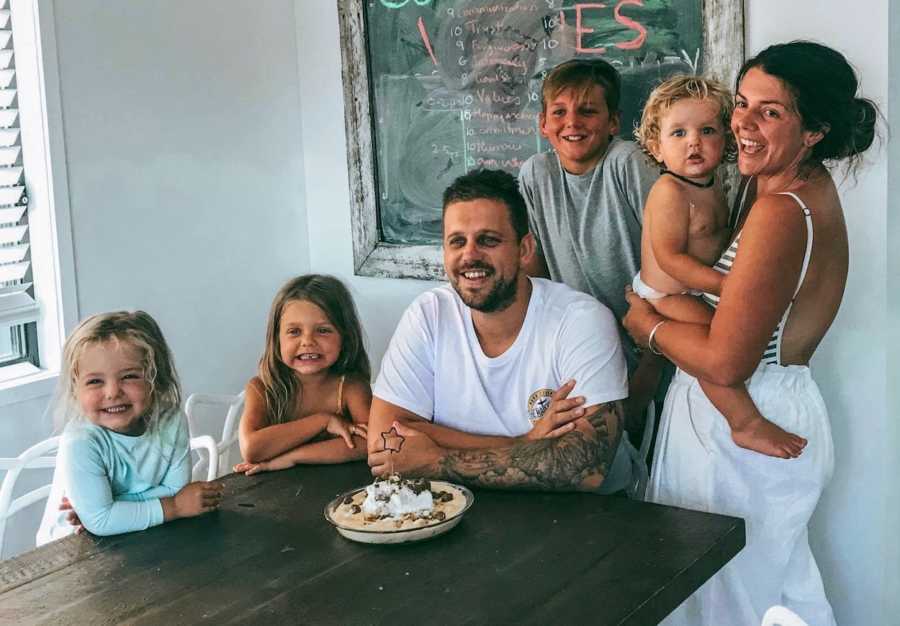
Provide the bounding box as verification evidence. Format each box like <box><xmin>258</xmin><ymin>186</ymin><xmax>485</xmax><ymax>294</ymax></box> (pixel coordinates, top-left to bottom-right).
<box><xmin>338</xmin><ymin>0</ymin><xmax>743</xmax><ymax>279</ymax></box>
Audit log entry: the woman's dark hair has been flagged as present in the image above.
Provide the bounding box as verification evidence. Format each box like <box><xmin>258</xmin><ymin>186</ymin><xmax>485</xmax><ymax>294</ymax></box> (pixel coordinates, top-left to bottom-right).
<box><xmin>737</xmin><ymin>41</ymin><xmax>878</xmax><ymax>173</ymax></box>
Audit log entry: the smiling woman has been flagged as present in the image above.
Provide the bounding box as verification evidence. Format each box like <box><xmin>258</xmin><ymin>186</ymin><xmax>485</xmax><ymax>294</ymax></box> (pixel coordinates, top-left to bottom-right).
<box><xmin>623</xmin><ymin>41</ymin><xmax>878</xmax><ymax>626</ymax></box>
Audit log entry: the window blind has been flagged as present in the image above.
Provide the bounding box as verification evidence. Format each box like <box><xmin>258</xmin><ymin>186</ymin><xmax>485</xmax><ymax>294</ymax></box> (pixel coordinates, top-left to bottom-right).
<box><xmin>0</xmin><ymin>0</ymin><xmax>36</xmax><ymax>328</ymax></box>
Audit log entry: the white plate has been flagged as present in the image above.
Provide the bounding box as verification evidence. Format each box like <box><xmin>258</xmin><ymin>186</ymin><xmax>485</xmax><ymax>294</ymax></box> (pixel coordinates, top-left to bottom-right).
<box><xmin>323</xmin><ymin>481</ymin><xmax>474</xmax><ymax>544</ymax></box>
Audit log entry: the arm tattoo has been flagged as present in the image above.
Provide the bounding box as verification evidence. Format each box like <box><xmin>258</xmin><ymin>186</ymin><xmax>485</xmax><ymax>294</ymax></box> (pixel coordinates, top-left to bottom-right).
<box><xmin>436</xmin><ymin>401</ymin><xmax>624</xmax><ymax>492</ymax></box>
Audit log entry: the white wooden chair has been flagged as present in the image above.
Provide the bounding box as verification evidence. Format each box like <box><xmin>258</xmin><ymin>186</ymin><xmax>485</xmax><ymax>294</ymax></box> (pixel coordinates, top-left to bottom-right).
<box><xmin>188</xmin><ymin>435</ymin><xmax>219</xmax><ymax>482</ymax></box>
<box><xmin>185</xmin><ymin>391</ymin><xmax>245</xmax><ymax>478</ymax></box>
<box><xmin>624</xmin><ymin>402</ymin><xmax>656</xmax><ymax>500</ymax></box>
<box><xmin>636</xmin><ymin>401</ymin><xmax>656</xmax><ymax>498</ymax></box>
<box><xmin>0</xmin><ymin>436</ymin><xmax>60</xmax><ymax>555</ymax></box>
<box><xmin>761</xmin><ymin>606</ymin><xmax>809</xmax><ymax>626</ymax></box>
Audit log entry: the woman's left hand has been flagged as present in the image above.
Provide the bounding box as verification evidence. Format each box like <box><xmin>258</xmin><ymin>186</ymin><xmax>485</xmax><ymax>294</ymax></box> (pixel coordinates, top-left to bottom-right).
<box><xmin>623</xmin><ymin>285</ymin><xmax>665</xmax><ymax>348</ymax></box>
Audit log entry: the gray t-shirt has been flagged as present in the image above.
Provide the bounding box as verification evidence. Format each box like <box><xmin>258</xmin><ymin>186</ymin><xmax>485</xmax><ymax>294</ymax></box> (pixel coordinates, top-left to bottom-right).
<box><xmin>519</xmin><ymin>138</ymin><xmax>658</xmax><ymax>368</ymax></box>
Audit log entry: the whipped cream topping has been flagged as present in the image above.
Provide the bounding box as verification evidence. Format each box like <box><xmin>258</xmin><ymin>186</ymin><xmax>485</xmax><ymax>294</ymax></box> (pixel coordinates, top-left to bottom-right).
<box><xmin>361</xmin><ymin>475</ymin><xmax>433</xmax><ymax>519</ymax></box>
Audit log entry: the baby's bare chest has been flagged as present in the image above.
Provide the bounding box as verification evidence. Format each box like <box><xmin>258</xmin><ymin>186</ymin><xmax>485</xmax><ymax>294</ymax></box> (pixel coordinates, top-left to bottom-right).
<box><xmin>687</xmin><ymin>200</ymin><xmax>731</xmax><ymax>263</ymax></box>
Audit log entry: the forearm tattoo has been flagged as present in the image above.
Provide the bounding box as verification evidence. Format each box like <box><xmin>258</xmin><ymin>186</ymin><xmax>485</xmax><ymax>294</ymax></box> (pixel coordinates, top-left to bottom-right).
<box><xmin>437</xmin><ymin>401</ymin><xmax>623</xmax><ymax>492</ymax></box>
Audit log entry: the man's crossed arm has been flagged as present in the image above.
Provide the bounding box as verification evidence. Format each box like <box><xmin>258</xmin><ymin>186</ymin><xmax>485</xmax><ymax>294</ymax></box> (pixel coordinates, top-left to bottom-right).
<box><xmin>366</xmin><ymin>395</ymin><xmax>623</xmax><ymax>493</ymax></box>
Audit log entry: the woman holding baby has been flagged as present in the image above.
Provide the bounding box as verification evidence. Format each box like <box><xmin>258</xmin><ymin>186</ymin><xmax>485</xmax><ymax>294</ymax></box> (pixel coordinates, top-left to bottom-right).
<box><xmin>623</xmin><ymin>41</ymin><xmax>877</xmax><ymax>626</ymax></box>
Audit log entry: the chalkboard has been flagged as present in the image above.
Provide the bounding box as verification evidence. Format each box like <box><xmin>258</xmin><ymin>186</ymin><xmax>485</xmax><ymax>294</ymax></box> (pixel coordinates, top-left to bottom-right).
<box><xmin>338</xmin><ymin>0</ymin><xmax>743</xmax><ymax>280</ymax></box>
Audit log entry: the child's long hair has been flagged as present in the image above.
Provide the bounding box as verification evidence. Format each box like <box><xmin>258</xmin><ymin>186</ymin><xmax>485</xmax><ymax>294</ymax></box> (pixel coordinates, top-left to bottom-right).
<box><xmin>53</xmin><ymin>310</ymin><xmax>181</xmax><ymax>431</ymax></box>
<box><xmin>634</xmin><ymin>75</ymin><xmax>738</xmax><ymax>163</ymax></box>
<box><xmin>258</xmin><ymin>275</ymin><xmax>370</xmax><ymax>425</ymax></box>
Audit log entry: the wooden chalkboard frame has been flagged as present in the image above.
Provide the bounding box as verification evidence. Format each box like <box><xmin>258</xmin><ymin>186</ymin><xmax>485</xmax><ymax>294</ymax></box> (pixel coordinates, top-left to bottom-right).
<box><xmin>337</xmin><ymin>0</ymin><xmax>744</xmax><ymax>281</ymax></box>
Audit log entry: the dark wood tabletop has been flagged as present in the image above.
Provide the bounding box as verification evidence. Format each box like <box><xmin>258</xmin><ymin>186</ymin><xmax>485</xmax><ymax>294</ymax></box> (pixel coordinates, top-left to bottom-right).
<box><xmin>0</xmin><ymin>463</ymin><xmax>743</xmax><ymax>625</ymax></box>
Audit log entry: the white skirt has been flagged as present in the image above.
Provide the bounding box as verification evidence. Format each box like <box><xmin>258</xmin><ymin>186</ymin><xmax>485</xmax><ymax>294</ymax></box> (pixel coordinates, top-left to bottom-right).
<box><xmin>648</xmin><ymin>365</ymin><xmax>836</xmax><ymax>626</ymax></box>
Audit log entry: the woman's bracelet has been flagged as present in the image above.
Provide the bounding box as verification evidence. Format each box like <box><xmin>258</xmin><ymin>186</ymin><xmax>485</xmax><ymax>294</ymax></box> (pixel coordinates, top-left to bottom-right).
<box><xmin>648</xmin><ymin>320</ymin><xmax>667</xmax><ymax>356</ymax></box>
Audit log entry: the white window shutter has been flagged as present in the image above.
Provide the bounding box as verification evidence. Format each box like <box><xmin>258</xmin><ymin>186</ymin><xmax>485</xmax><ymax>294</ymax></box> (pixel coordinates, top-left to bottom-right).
<box><xmin>0</xmin><ymin>0</ymin><xmax>37</xmax><ymax>328</ymax></box>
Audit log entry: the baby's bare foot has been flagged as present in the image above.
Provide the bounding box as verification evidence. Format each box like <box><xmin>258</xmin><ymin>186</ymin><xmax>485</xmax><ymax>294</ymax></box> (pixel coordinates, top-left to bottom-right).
<box><xmin>731</xmin><ymin>417</ymin><xmax>807</xmax><ymax>459</ymax></box>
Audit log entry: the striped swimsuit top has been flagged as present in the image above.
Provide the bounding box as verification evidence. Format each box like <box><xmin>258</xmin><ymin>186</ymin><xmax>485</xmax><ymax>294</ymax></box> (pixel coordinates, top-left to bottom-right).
<box><xmin>700</xmin><ymin>185</ymin><xmax>814</xmax><ymax>366</ymax></box>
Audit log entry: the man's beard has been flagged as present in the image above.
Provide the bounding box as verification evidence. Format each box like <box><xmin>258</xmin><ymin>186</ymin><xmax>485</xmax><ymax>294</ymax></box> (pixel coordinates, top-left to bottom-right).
<box><xmin>451</xmin><ymin>265</ymin><xmax>518</xmax><ymax>313</ymax></box>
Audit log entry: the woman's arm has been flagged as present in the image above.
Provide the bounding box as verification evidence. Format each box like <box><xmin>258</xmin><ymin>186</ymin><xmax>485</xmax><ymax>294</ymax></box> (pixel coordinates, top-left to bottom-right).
<box><xmin>625</xmin><ymin>194</ymin><xmax>808</xmax><ymax>386</ymax></box>
<box><xmin>238</xmin><ymin>378</ymin><xmax>330</xmax><ymax>463</ymax></box>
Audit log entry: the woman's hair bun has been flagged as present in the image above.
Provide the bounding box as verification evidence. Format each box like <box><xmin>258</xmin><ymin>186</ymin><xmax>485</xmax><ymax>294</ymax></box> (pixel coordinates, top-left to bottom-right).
<box><xmin>849</xmin><ymin>97</ymin><xmax>877</xmax><ymax>156</ymax></box>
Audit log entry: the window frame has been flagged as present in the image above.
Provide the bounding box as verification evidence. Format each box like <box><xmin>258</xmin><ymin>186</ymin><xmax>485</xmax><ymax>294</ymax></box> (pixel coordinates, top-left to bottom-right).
<box><xmin>0</xmin><ymin>0</ymin><xmax>76</xmax><ymax>405</ymax></box>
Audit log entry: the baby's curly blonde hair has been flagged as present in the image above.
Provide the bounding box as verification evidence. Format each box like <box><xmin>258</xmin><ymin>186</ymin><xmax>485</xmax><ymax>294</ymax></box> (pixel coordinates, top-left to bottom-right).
<box><xmin>634</xmin><ymin>75</ymin><xmax>737</xmax><ymax>163</ymax></box>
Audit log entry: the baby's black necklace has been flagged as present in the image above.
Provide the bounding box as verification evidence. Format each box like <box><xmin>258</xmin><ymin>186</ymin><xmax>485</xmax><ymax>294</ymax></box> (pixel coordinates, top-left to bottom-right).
<box><xmin>661</xmin><ymin>169</ymin><xmax>715</xmax><ymax>189</ymax></box>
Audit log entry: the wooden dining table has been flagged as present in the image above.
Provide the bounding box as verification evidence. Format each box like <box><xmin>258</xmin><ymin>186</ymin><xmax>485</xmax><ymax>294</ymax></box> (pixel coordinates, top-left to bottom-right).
<box><xmin>0</xmin><ymin>463</ymin><xmax>744</xmax><ymax>625</ymax></box>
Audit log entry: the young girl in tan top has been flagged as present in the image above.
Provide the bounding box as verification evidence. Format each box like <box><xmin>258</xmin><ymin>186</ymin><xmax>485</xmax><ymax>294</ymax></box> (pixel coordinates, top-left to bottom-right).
<box><xmin>234</xmin><ymin>275</ymin><xmax>371</xmax><ymax>474</ymax></box>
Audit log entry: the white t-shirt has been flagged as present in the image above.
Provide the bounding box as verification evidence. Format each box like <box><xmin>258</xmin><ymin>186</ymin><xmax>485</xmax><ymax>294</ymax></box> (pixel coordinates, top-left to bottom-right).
<box><xmin>374</xmin><ymin>278</ymin><xmax>632</xmax><ymax>490</ymax></box>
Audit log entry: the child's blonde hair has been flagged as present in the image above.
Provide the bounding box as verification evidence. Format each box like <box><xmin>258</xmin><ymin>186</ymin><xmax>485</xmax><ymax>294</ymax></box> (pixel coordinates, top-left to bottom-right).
<box><xmin>55</xmin><ymin>310</ymin><xmax>181</xmax><ymax>430</ymax></box>
<box><xmin>634</xmin><ymin>75</ymin><xmax>737</xmax><ymax>163</ymax></box>
<box><xmin>258</xmin><ymin>275</ymin><xmax>370</xmax><ymax>426</ymax></box>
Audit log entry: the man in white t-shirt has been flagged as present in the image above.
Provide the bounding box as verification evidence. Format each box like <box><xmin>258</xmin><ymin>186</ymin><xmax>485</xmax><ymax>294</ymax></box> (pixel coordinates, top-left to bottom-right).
<box><xmin>367</xmin><ymin>169</ymin><xmax>635</xmax><ymax>493</ymax></box>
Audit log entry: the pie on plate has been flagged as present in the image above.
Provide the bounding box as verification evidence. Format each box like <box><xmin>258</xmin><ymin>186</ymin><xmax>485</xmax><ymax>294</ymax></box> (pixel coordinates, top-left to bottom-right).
<box><xmin>324</xmin><ymin>476</ymin><xmax>474</xmax><ymax>544</ymax></box>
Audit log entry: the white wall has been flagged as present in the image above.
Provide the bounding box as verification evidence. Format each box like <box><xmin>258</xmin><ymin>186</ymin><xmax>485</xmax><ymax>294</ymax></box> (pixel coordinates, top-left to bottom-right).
<box><xmin>1</xmin><ymin>0</ymin><xmax>310</xmax><ymax>558</ymax></box>
<box><xmin>55</xmin><ymin>0</ymin><xmax>310</xmax><ymax>396</ymax></box>
<box><xmin>885</xmin><ymin>0</ymin><xmax>900</xmax><ymax>620</ymax></box>
<box><xmin>294</xmin><ymin>3</ymin><xmax>433</xmax><ymax>367</ymax></box>
<box><xmin>296</xmin><ymin>1</ymin><xmax>894</xmax><ymax>624</ymax></box>
<box><xmin>744</xmin><ymin>3</ymin><xmax>892</xmax><ymax>625</ymax></box>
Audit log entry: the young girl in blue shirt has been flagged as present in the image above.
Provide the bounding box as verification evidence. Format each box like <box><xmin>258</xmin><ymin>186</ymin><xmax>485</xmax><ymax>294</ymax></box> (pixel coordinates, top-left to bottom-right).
<box><xmin>37</xmin><ymin>311</ymin><xmax>223</xmax><ymax>544</ymax></box>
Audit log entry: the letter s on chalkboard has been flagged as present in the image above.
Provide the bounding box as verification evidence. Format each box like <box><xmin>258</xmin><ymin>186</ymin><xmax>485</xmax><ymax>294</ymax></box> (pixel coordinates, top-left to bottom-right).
<box><xmin>614</xmin><ymin>0</ymin><xmax>647</xmax><ymax>50</ymax></box>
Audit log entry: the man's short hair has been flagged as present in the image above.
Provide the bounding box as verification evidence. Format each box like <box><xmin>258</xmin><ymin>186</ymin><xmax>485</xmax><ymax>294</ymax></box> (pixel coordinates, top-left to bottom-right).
<box><xmin>541</xmin><ymin>58</ymin><xmax>621</xmax><ymax>115</ymax></box>
<box><xmin>441</xmin><ymin>169</ymin><xmax>529</xmax><ymax>240</ymax></box>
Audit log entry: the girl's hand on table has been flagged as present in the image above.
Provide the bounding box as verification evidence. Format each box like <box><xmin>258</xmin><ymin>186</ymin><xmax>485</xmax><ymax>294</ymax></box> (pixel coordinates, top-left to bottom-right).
<box><xmin>234</xmin><ymin>460</ymin><xmax>270</xmax><ymax>475</ymax></box>
<box><xmin>234</xmin><ymin>450</ymin><xmax>296</xmax><ymax>474</ymax></box>
<box><xmin>59</xmin><ymin>497</ymin><xmax>84</xmax><ymax>534</ymax></box>
<box><xmin>623</xmin><ymin>285</ymin><xmax>666</xmax><ymax>348</ymax></box>
<box><xmin>326</xmin><ymin>415</ymin><xmax>357</xmax><ymax>448</ymax></box>
<box><xmin>349</xmin><ymin>422</ymin><xmax>368</xmax><ymax>440</ymax></box>
<box><xmin>172</xmin><ymin>481</ymin><xmax>224</xmax><ymax>518</ymax></box>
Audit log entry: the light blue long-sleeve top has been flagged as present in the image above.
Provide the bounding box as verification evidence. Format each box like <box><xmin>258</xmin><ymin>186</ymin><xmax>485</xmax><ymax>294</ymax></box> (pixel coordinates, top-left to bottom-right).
<box><xmin>36</xmin><ymin>409</ymin><xmax>190</xmax><ymax>545</ymax></box>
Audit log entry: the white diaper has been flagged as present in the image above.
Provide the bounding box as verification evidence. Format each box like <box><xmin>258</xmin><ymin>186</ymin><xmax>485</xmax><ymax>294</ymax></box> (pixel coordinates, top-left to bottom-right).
<box><xmin>631</xmin><ymin>272</ymin><xmax>669</xmax><ymax>300</ymax></box>
<box><xmin>632</xmin><ymin>272</ymin><xmax>703</xmax><ymax>300</ymax></box>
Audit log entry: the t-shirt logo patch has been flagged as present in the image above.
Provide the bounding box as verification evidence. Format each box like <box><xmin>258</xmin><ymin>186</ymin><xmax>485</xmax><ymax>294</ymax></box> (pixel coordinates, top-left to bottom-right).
<box><xmin>527</xmin><ymin>388</ymin><xmax>554</xmax><ymax>423</ymax></box>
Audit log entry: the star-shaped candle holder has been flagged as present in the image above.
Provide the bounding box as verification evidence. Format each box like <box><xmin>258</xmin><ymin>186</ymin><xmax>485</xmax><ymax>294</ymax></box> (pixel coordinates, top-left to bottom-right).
<box><xmin>381</xmin><ymin>427</ymin><xmax>406</xmax><ymax>453</ymax></box>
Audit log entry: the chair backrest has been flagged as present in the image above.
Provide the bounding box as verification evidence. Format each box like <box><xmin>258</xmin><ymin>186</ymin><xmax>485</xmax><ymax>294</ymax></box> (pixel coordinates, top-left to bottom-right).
<box><xmin>0</xmin><ymin>436</ymin><xmax>60</xmax><ymax>555</ymax></box>
<box><xmin>185</xmin><ymin>391</ymin><xmax>245</xmax><ymax>478</ymax></box>
<box><xmin>639</xmin><ymin>401</ymin><xmax>656</xmax><ymax>467</ymax></box>
<box><xmin>627</xmin><ymin>402</ymin><xmax>656</xmax><ymax>500</ymax></box>
<box><xmin>188</xmin><ymin>435</ymin><xmax>219</xmax><ymax>482</ymax></box>
<box><xmin>761</xmin><ymin>606</ymin><xmax>809</xmax><ymax>626</ymax></box>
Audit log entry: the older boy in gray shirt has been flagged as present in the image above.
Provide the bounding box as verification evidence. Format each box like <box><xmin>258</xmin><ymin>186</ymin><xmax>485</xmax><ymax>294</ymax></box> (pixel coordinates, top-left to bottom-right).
<box><xmin>518</xmin><ymin>59</ymin><xmax>660</xmax><ymax>422</ymax></box>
